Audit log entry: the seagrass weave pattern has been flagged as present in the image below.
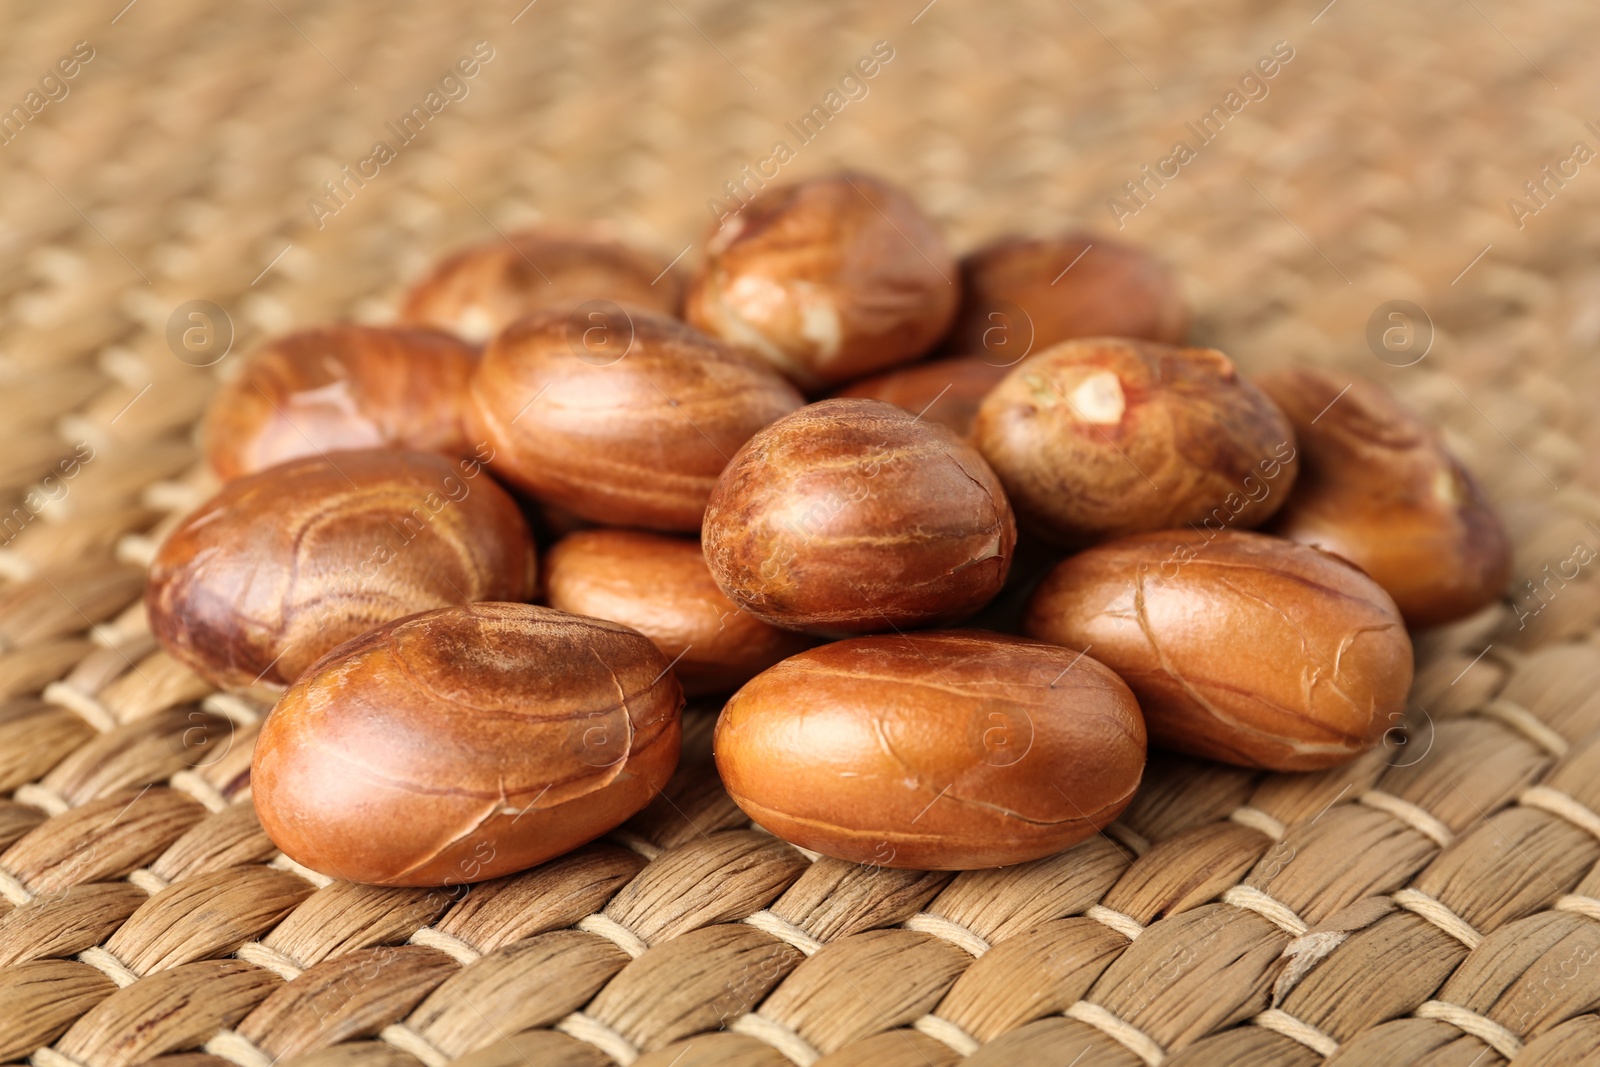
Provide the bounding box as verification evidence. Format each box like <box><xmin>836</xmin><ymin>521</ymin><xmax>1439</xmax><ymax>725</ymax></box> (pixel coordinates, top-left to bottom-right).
<box><xmin>2</xmin><ymin>0</ymin><xmax>1600</xmax><ymax>1064</ymax></box>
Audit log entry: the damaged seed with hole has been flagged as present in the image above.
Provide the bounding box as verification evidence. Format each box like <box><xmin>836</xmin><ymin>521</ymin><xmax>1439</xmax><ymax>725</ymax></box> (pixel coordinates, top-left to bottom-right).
<box><xmin>974</xmin><ymin>338</ymin><xmax>1299</xmax><ymax>545</ymax></box>
<box><xmin>686</xmin><ymin>172</ymin><xmax>958</xmax><ymax>390</ymax></box>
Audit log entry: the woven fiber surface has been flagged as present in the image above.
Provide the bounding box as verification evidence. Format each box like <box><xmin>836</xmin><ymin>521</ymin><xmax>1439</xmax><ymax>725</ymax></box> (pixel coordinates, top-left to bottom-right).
<box><xmin>2</xmin><ymin>0</ymin><xmax>1600</xmax><ymax>1064</ymax></box>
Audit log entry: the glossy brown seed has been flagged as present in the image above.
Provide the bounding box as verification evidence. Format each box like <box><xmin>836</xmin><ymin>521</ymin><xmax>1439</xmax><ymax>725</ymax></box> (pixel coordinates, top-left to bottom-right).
<box><xmin>146</xmin><ymin>449</ymin><xmax>535</xmax><ymax>691</ymax></box>
<box><xmin>686</xmin><ymin>172</ymin><xmax>958</xmax><ymax>390</ymax></box>
<box><xmin>832</xmin><ymin>354</ymin><xmax>1011</xmax><ymax>438</ymax></box>
<box><xmin>946</xmin><ymin>234</ymin><xmax>1188</xmax><ymax>361</ymax></box>
<box><xmin>715</xmin><ymin>631</ymin><xmax>1146</xmax><ymax>869</ymax></box>
<box><xmin>253</xmin><ymin>603</ymin><xmax>683</xmax><ymax>886</ymax></box>
<box><xmin>543</xmin><ymin>529</ymin><xmax>811</xmax><ymax>697</ymax></box>
<box><xmin>1258</xmin><ymin>367</ymin><xmax>1512</xmax><ymax>629</ymax></box>
<box><xmin>469</xmin><ymin>306</ymin><xmax>804</xmax><ymax>532</ymax></box>
<box><xmin>703</xmin><ymin>399</ymin><xmax>1016</xmax><ymax>636</ymax></box>
<box><xmin>974</xmin><ymin>338</ymin><xmax>1299</xmax><ymax>545</ymax></box>
<box><xmin>1024</xmin><ymin>529</ymin><xmax>1413</xmax><ymax>771</ymax></box>
<box><xmin>400</xmin><ymin>225</ymin><xmax>684</xmax><ymax>344</ymax></box>
<box><xmin>203</xmin><ymin>324</ymin><xmax>481</xmax><ymax>482</ymax></box>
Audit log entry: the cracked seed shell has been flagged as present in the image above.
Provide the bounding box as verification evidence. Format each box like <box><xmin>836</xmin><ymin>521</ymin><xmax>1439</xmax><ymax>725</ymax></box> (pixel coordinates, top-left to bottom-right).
<box><xmin>1023</xmin><ymin>528</ymin><xmax>1413</xmax><ymax>771</ymax></box>
<box><xmin>252</xmin><ymin>603</ymin><xmax>684</xmax><ymax>886</ymax></box>
<box><xmin>146</xmin><ymin>449</ymin><xmax>536</xmax><ymax>691</ymax></box>
<box><xmin>203</xmin><ymin>324</ymin><xmax>481</xmax><ymax>482</ymax></box>
<box><xmin>1258</xmin><ymin>367</ymin><xmax>1512</xmax><ymax>629</ymax></box>
<box><xmin>714</xmin><ymin>630</ymin><xmax>1146</xmax><ymax>869</ymax></box>
<box><xmin>468</xmin><ymin>306</ymin><xmax>804</xmax><ymax>532</ymax></box>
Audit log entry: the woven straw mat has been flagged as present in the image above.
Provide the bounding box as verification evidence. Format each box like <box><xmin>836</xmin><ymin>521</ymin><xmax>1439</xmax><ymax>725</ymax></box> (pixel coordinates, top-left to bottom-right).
<box><xmin>2</xmin><ymin>0</ymin><xmax>1599</xmax><ymax>1065</ymax></box>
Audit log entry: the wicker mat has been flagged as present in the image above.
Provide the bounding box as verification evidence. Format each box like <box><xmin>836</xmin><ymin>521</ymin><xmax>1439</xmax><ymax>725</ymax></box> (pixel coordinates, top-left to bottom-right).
<box><xmin>2</xmin><ymin>0</ymin><xmax>1600</xmax><ymax>1064</ymax></box>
